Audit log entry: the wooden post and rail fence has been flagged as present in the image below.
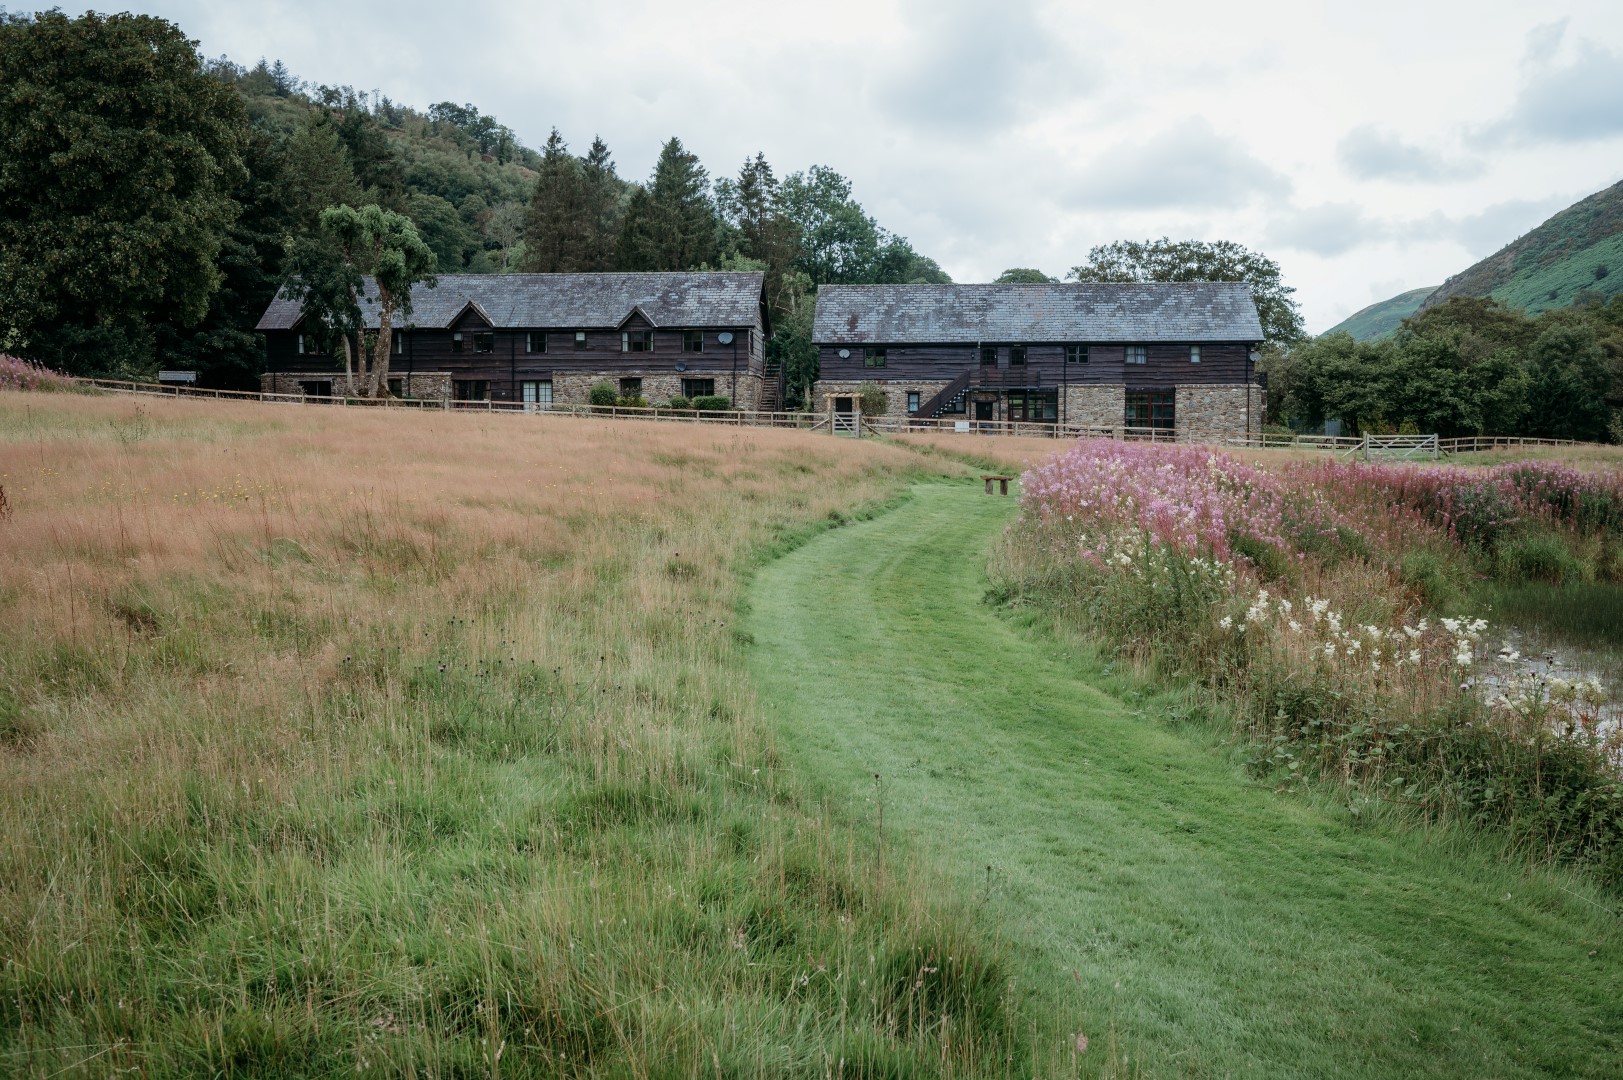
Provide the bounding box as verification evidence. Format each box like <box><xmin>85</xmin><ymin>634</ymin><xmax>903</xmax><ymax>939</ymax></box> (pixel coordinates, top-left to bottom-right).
<box><xmin>56</xmin><ymin>376</ymin><xmax>1592</xmax><ymax>459</ymax></box>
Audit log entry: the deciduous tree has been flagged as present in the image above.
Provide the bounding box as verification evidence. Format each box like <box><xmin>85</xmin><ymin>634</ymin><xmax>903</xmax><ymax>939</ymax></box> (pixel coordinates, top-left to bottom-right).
<box><xmin>0</xmin><ymin>10</ymin><xmax>247</xmax><ymax>375</ymax></box>
<box><xmin>1069</xmin><ymin>238</ymin><xmax>1304</xmax><ymax>348</ymax></box>
<box><xmin>283</xmin><ymin>204</ymin><xmax>436</xmax><ymax>397</ymax></box>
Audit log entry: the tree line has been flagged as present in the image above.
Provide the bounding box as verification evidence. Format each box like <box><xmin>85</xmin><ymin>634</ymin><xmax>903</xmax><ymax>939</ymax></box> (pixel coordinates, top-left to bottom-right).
<box><xmin>0</xmin><ymin>10</ymin><xmax>946</xmax><ymax>405</ymax></box>
<box><xmin>1268</xmin><ymin>295</ymin><xmax>1623</xmax><ymax>442</ymax></box>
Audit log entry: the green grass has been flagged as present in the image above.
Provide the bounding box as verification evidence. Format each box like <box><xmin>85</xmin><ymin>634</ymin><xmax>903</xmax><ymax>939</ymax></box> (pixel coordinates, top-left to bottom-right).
<box><xmin>1493</xmin><ymin>230</ymin><xmax>1623</xmax><ymax>316</ymax></box>
<box><xmin>1322</xmin><ymin>285</ymin><xmax>1436</xmax><ymax>341</ymax></box>
<box><xmin>745</xmin><ymin>482</ymin><xmax>1623</xmax><ymax>1078</ymax></box>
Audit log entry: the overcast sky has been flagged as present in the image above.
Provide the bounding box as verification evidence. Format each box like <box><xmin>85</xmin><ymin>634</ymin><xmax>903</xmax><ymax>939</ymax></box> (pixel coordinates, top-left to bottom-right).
<box><xmin>30</xmin><ymin>0</ymin><xmax>1623</xmax><ymax>331</ymax></box>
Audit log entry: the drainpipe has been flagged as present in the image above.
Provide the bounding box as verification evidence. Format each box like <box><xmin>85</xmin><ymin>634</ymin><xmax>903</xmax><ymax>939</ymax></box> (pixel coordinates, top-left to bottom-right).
<box><xmin>730</xmin><ymin>333</ymin><xmax>738</xmax><ymax>405</ymax></box>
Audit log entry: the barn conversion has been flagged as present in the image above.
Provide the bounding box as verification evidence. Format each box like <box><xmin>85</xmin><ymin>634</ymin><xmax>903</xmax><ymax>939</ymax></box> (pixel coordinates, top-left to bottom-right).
<box><xmin>255</xmin><ymin>271</ymin><xmax>778</xmax><ymax>410</ymax></box>
<box><xmin>811</xmin><ymin>282</ymin><xmax>1265</xmax><ymax>434</ymax></box>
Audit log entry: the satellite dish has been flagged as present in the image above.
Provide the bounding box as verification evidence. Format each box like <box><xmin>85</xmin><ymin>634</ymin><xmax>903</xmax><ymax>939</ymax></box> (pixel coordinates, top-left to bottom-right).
<box><xmin>675</xmin><ymin>361</ymin><xmax>686</xmax><ymax>372</ymax></box>
<box><xmin>838</xmin><ymin>348</ymin><xmax>850</xmax><ymax>359</ymax></box>
<box><xmin>717</xmin><ymin>331</ymin><xmax>734</xmax><ymax>344</ymax></box>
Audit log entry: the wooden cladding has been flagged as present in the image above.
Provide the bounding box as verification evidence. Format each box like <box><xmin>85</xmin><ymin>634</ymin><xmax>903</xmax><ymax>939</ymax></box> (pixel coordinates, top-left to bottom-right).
<box><xmin>818</xmin><ymin>342</ymin><xmax>1253</xmax><ymax>388</ymax></box>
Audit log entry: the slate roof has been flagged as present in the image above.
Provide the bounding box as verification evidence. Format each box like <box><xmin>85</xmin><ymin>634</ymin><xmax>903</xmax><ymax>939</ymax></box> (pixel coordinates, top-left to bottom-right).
<box><xmin>255</xmin><ymin>272</ymin><xmax>767</xmax><ymax>332</ymax></box>
<box><xmin>812</xmin><ymin>282</ymin><xmax>1263</xmax><ymax>344</ymax></box>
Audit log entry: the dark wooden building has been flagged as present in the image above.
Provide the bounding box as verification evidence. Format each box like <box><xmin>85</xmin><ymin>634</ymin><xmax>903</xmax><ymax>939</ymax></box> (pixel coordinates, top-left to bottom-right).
<box><xmin>811</xmin><ymin>282</ymin><xmax>1264</xmax><ymax>433</ymax></box>
<box><xmin>255</xmin><ymin>272</ymin><xmax>776</xmax><ymax>409</ymax></box>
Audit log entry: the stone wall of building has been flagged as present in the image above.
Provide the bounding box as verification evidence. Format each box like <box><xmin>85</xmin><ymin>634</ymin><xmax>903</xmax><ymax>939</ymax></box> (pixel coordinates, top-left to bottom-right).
<box><xmin>261</xmin><ymin>371</ymin><xmax>452</xmax><ymax>400</ymax></box>
<box><xmin>549</xmin><ymin>372</ymin><xmax>763</xmax><ymax>411</ymax></box>
<box><xmin>1175</xmin><ymin>383</ymin><xmax>1262</xmax><ymax>436</ymax></box>
<box><xmin>1064</xmin><ymin>384</ymin><xmax>1126</xmax><ymax>432</ymax></box>
<box><xmin>811</xmin><ymin>379</ymin><xmax>952</xmax><ymax>420</ymax></box>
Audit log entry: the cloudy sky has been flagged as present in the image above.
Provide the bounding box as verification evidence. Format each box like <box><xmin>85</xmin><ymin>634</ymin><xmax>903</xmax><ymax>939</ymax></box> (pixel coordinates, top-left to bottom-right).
<box><xmin>34</xmin><ymin>0</ymin><xmax>1623</xmax><ymax>331</ymax></box>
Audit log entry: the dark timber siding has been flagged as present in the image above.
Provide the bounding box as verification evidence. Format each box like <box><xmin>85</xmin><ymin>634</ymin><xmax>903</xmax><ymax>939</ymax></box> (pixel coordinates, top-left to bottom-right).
<box><xmin>267</xmin><ymin>324</ymin><xmax>765</xmax><ymax>402</ymax></box>
<box><xmin>817</xmin><ymin>342</ymin><xmax>1252</xmax><ymax>388</ymax></box>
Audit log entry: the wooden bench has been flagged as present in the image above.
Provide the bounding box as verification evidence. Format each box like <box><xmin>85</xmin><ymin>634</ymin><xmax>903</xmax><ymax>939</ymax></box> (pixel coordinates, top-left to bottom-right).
<box><xmin>982</xmin><ymin>474</ymin><xmax>1015</xmax><ymax>495</ymax></box>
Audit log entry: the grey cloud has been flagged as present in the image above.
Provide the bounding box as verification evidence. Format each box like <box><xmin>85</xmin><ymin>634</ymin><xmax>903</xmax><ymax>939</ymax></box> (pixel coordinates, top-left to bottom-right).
<box><xmin>1065</xmin><ymin>119</ymin><xmax>1290</xmax><ymax>210</ymax></box>
<box><xmin>1336</xmin><ymin>125</ymin><xmax>1483</xmax><ymax>182</ymax></box>
<box><xmin>1472</xmin><ymin>35</ymin><xmax>1623</xmax><ymax>146</ymax></box>
<box><xmin>872</xmin><ymin>0</ymin><xmax>1098</xmax><ymax>134</ymax></box>
<box><xmin>1430</xmin><ymin>195</ymin><xmax>1571</xmax><ymax>257</ymax></box>
<box><xmin>1523</xmin><ymin>19</ymin><xmax>1568</xmax><ymax>65</ymax></box>
<box><xmin>1264</xmin><ymin>203</ymin><xmax>1383</xmax><ymax>257</ymax></box>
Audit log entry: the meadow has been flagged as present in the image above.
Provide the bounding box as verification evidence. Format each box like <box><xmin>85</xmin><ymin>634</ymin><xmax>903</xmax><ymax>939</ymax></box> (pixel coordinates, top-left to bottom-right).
<box><xmin>0</xmin><ymin>392</ymin><xmax>1045</xmax><ymax>1077</ymax></box>
<box><xmin>4</xmin><ymin>391</ymin><xmax>1620</xmax><ymax>1077</ymax></box>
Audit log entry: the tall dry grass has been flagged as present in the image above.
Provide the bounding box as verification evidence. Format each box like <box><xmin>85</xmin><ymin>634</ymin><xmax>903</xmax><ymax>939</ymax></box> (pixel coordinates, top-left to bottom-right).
<box><xmin>0</xmin><ymin>394</ymin><xmax>1029</xmax><ymax>1076</ymax></box>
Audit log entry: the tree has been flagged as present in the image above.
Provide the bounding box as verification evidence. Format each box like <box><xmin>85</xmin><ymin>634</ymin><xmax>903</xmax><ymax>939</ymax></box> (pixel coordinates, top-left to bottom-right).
<box><xmin>283</xmin><ymin>205</ymin><xmax>436</xmax><ymax>397</ymax></box>
<box><xmin>995</xmin><ymin>268</ymin><xmax>1057</xmax><ymax>284</ymax></box>
<box><xmin>1068</xmin><ymin>238</ymin><xmax>1304</xmax><ymax>348</ymax></box>
<box><xmin>0</xmin><ymin>10</ymin><xmax>248</xmax><ymax>376</ymax></box>
<box><xmin>483</xmin><ymin>201</ymin><xmax>526</xmax><ymax>271</ymax></box>
<box><xmin>281</xmin><ymin>111</ymin><xmax>363</xmax><ymax>232</ymax></box>
<box><xmin>522</xmin><ymin>129</ymin><xmax>590</xmax><ymax>272</ymax></box>
<box><xmin>1525</xmin><ymin>320</ymin><xmax>1612</xmax><ymax>441</ymax></box>
<box><xmin>579</xmin><ymin>137</ymin><xmax>624</xmax><ymax>271</ymax></box>
<box><xmin>617</xmin><ymin>137</ymin><xmax>717</xmax><ymax>271</ymax></box>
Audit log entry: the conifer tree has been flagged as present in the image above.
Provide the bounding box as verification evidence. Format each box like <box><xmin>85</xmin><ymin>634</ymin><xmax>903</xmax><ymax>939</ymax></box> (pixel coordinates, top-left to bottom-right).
<box><xmin>617</xmin><ymin>137</ymin><xmax>717</xmax><ymax>271</ymax></box>
<box><xmin>580</xmin><ymin>136</ymin><xmax>623</xmax><ymax>271</ymax></box>
<box><xmin>521</xmin><ymin>129</ymin><xmax>588</xmax><ymax>272</ymax></box>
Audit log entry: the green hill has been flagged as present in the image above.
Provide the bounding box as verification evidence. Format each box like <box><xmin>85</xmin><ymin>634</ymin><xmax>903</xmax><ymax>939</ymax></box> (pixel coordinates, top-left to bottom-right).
<box><xmin>1322</xmin><ymin>285</ymin><xmax>1436</xmax><ymax>340</ymax></box>
<box><xmin>1424</xmin><ymin>177</ymin><xmax>1623</xmax><ymax>316</ymax></box>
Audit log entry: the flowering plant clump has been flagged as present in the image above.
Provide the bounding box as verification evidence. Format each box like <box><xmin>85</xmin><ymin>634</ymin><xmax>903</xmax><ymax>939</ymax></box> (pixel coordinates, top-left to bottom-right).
<box><xmin>0</xmin><ymin>354</ymin><xmax>78</xmax><ymax>393</ymax></box>
<box><xmin>1313</xmin><ymin>459</ymin><xmax>1623</xmax><ymax>546</ymax></box>
<box><xmin>1020</xmin><ymin>439</ymin><xmax>1348</xmax><ymax>566</ymax></box>
<box><xmin>997</xmin><ymin>439</ymin><xmax>1623</xmax><ymax>886</ymax></box>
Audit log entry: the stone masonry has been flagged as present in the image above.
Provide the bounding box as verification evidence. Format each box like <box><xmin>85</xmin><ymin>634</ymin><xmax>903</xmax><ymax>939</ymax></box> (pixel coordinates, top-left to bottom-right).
<box><xmin>1175</xmin><ymin>383</ymin><xmax>1262</xmax><ymax>437</ymax></box>
<box><xmin>1064</xmin><ymin>385</ymin><xmax>1126</xmax><ymax>432</ymax></box>
<box><xmin>812</xmin><ymin>379</ymin><xmax>952</xmax><ymax>420</ymax></box>
<box><xmin>550</xmin><ymin>372</ymin><xmax>763</xmax><ymax>411</ymax></box>
<box><xmin>260</xmin><ymin>371</ymin><xmax>452</xmax><ymax>399</ymax></box>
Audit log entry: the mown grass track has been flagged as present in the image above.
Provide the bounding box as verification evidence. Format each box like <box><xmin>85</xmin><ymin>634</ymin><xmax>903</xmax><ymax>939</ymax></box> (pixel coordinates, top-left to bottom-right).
<box><xmin>745</xmin><ymin>481</ymin><xmax>1622</xmax><ymax>1079</ymax></box>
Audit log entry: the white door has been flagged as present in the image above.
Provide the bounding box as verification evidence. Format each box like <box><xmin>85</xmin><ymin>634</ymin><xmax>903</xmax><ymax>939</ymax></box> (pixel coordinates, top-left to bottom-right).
<box><xmin>521</xmin><ymin>380</ymin><xmax>552</xmax><ymax>413</ymax></box>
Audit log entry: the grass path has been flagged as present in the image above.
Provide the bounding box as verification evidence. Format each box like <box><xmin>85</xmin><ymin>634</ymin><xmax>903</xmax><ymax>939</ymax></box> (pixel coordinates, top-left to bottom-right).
<box><xmin>744</xmin><ymin>481</ymin><xmax>1622</xmax><ymax>1079</ymax></box>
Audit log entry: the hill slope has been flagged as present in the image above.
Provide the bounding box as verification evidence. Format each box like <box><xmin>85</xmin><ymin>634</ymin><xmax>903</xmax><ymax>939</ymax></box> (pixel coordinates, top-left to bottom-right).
<box><xmin>1323</xmin><ymin>285</ymin><xmax>1436</xmax><ymax>340</ymax></box>
<box><xmin>1424</xmin><ymin>177</ymin><xmax>1623</xmax><ymax>315</ymax></box>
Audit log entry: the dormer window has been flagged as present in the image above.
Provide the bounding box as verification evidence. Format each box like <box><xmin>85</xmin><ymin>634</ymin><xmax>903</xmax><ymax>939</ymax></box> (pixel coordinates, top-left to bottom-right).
<box><xmin>451</xmin><ymin>332</ymin><xmax>464</xmax><ymax>353</ymax></box>
<box><xmin>622</xmin><ymin>330</ymin><xmax>653</xmax><ymax>352</ymax></box>
<box><xmin>473</xmin><ymin>333</ymin><xmax>495</xmax><ymax>354</ymax></box>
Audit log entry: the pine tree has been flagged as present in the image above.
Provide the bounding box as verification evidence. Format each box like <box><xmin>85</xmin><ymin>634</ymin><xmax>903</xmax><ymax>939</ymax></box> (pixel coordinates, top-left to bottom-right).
<box><xmin>580</xmin><ymin>136</ymin><xmax>623</xmax><ymax>271</ymax></box>
<box><xmin>281</xmin><ymin>112</ymin><xmax>363</xmax><ymax>233</ymax></box>
<box><xmin>521</xmin><ymin>129</ymin><xmax>589</xmax><ymax>272</ymax></box>
<box><xmin>617</xmin><ymin>137</ymin><xmax>717</xmax><ymax>271</ymax></box>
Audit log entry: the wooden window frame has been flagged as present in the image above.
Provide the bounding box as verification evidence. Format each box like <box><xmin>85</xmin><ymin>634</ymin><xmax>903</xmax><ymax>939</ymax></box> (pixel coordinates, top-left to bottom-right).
<box><xmin>453</xmin><ymin>379</ymin><xmax>489</xmax><ymax>401</ymax></box>
<box><xmin>618</xmin><ymin>376</ymin><xmax>643</xmax><ymax>396</ymax></box>
<box><xmin>526</xmin><ymin>332</ymin><xmax>547</xmax><ymax>354</ymax></box>
<box><xmin>473</xmin><ymin>332</ymin><xmax>495</xmax><ymax>354</ymax></box>
<box><xmin>1065</xmin><ymin>345</ymin><xmax>1088</xmax><ymax>364</ymax></box>
<box><xmin>907</xmin><ymin>391</ymin><xmax>921</xmax><ymax>415</ymax></box>
<box><xmin>1125</xmin><ymin>390</ymin><xmax>1175</xmax><ymax>430</ymax></box>
<box><xmin>1125</xmin><ymin>345</ymin><xmax>1148</xmax><ymax>365</ymax></box>
<box><xmin>1009</xmin><ymin>346</ymin><xmax>1027</xmax><ymax>367</ymax></box>
<box><xmin>451</xmin><ymin>332</ymin><xmax>464</xmax><ymax>354</ymax></box>
<box><xmin>681</xmin><ymin>377</ymin><xmax>715</xmax><ymax>399</ymax></box>
<box><xmin>622</xmin><ymin>330</ymin><xmax>653</xmax><ymax>353</ymax></box>
<box><xmin>980</xmin><ymin>346</ymin><xmax>998</xmax><ymax>367</ymax></box>
<box><xmin>1189</xmin><ymin>345</ymin><xmax>1201</xmax><ymax>364</ymax></box>
<box><xmin>863</xmin><ymin>347</ymin><xmax>887</xmax><ymax>368</ymax></box>
<box><xmin>574</xmin><ymin>331</ymin><xmax>588</xmax><ymax>350</ymax></box>
<box><xmin>682</xmin><ymin>330</ymin><xmax>705</xmax><ymax>353</ymax></box>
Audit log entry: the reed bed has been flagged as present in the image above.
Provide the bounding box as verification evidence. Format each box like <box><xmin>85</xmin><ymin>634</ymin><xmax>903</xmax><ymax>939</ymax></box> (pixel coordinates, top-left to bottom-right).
<box><xmin>0</xmin><ymin>392</ymin><xmax>1027</xmax><ymax>1077</ymax></box>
